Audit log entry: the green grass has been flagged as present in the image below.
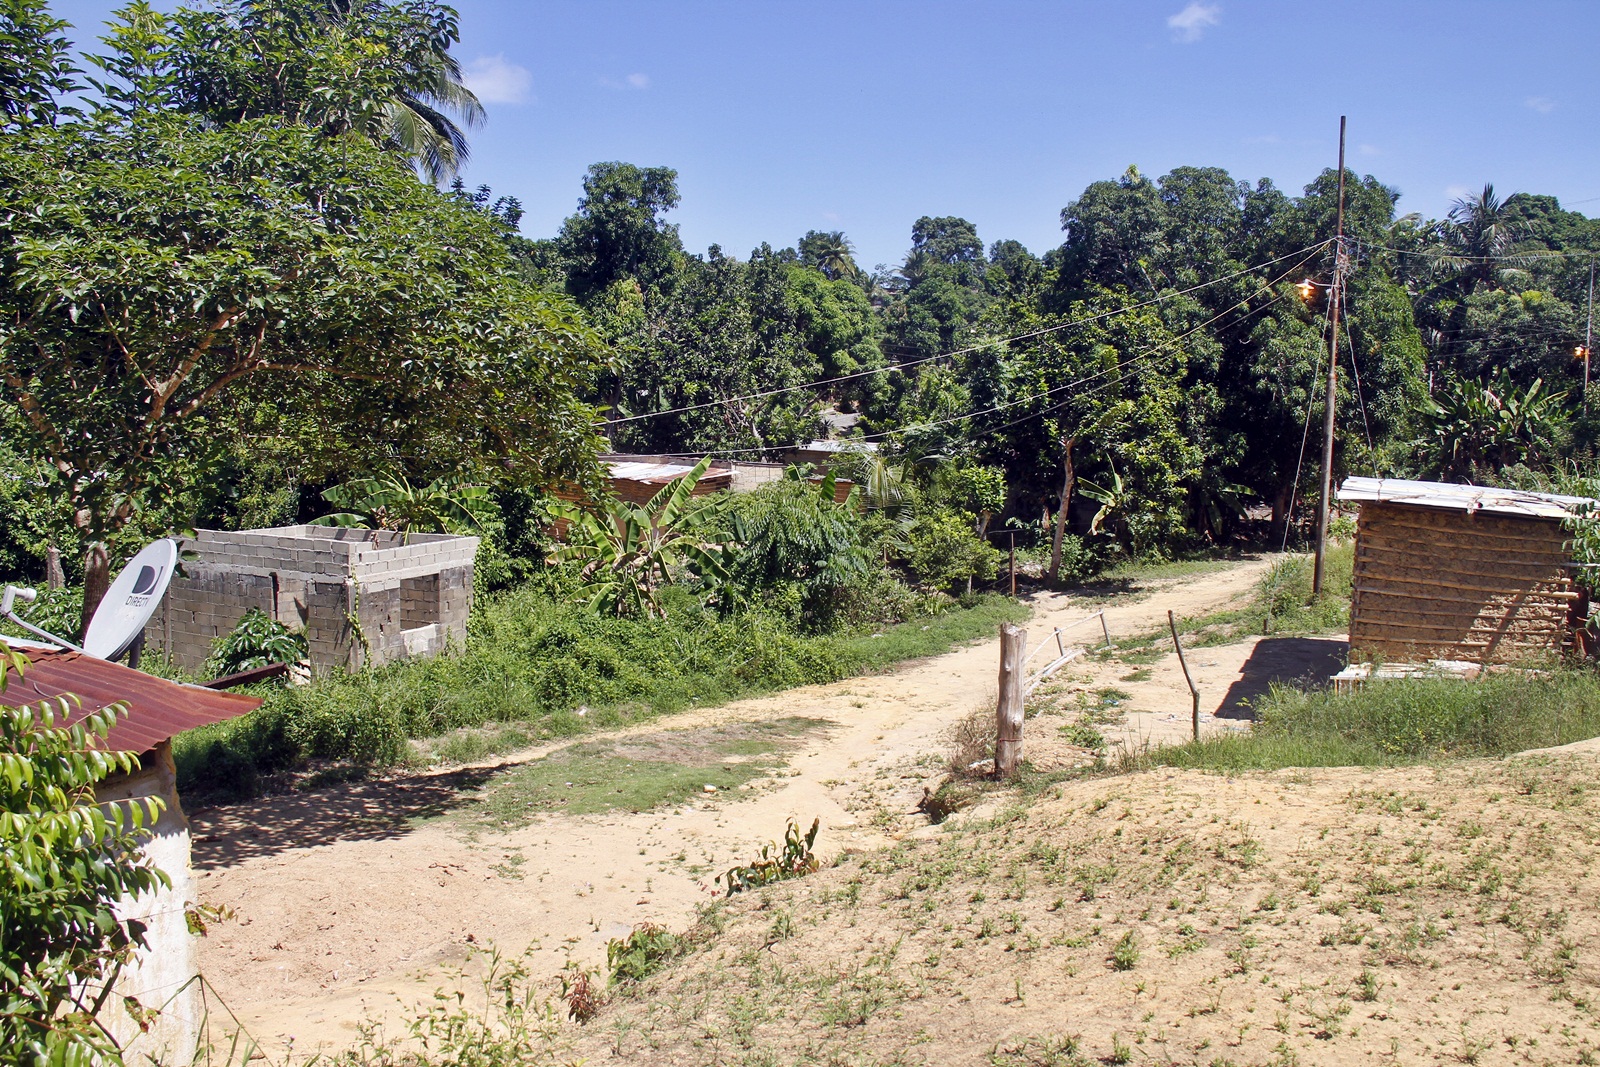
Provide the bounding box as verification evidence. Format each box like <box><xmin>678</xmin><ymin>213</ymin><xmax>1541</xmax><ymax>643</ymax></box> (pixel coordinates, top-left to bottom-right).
<box><xmin>467</xmin><ymin>718</ymin><xmax>826</xmax><ymax>823</ymax></box>
<box><xmin>173</xmin><ymin>586</ymin><xmax>1028</xmax><ymax>800</ymax></box>
<box><xmin>1136</xmin><ymin>669</ymin><xmax>1600</xmax><ymax>772</ymax></box>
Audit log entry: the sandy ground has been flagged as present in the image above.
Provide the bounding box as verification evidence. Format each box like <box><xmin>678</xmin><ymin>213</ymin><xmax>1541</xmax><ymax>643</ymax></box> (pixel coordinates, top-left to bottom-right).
<box><xmin>189</xmin><ymin>557</ymin><xmax>1311</xmax><ymax>1055</ymax></box>
<box><xmin>574</xmin><ymin>754</ymin><xmax>1600</xmax><ymax>1067</ymax></box>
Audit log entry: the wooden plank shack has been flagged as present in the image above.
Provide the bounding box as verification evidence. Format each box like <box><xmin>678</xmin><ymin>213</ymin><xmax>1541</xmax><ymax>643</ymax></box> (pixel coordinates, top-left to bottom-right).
<box><xmin>1337</xmin><ymin>477</ymin><xmax>1594</xmax><ymax>665</ymax></box>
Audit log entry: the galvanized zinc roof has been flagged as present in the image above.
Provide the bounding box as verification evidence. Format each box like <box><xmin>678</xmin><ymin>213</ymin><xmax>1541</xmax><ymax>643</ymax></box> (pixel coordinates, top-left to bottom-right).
<box><xmin>1337</xmin><ymin>476</ymin><xmax>1595</xmax><ymax>522</ymax></box>
<box><xmin>2</xmin><ymin>648</ymin><xmax>262</xmax><ymax>754</ymax></box>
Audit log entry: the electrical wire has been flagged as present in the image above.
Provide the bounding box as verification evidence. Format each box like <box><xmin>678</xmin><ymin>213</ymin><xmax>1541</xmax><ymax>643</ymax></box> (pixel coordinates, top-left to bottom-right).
<box><xmin>639</xmin><ymin>282</ymin><xmax>1297</xmax><ymax>461</ymax></box>
<box><xmin>854</xmin><ymin>246</ymin><xmax>1327</xmax><ymax>444</ymax></box>
<box><xmin>605</xmin><ymin>241</ymin><xmax>1333</xmax><ymax>427</ymax></box>
<box><xmin>1281</xmin><ymin>307</ymin><xmax>1334</xmax><ymax>552</ymax></box>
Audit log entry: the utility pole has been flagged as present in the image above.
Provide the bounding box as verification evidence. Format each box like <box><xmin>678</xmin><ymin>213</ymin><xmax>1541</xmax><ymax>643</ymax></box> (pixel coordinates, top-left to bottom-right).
<box><xmin>1312</xmin><ymin>116</ymin><xmax>1347</xmax><ymax>598</ymax></box>
<box><xmin>1584</xmin><ymin>257</ymin><xmax>1595</xmax><ymax>413</ymax></box>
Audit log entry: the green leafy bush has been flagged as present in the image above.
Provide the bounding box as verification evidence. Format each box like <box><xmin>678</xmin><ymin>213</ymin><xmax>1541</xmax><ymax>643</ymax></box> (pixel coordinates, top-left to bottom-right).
<box><xmin>0</xmin><ymin>643</ymin><xmax>168</xmax><ymax>1066</ymax></box>
<box><xmin>205</xmin><ymin>608</ymin><xmax>308</xmax><ymax>678</ymax></box>
<box><xmin>716</xmin><ymin>817</ymin><xmax>821</xmax><ymax>896</ymax></box>
<box><xmin>905</xmin><ymin>512</ymin><xmax>1000</xmax><ymax>593</ymax></box>
<box><xmin>0</xmin><ymin>585</ymin><xmax>83</xmax><ymax>645</ymax></box>
<box><xmin>720</xmin><ymin>475</ymin><xmax>872</xmax><ymax>630</ymax></box>
<box><xmin>606</xmin><ymin>923</ymin><xmax>683</xmax><ymax>986</ymax></box>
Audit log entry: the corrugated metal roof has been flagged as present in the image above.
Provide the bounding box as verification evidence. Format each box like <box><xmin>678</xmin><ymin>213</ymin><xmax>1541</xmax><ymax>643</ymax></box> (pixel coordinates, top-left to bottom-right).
<box><xmin>1337</xmin><ymin>477</ymin><xmax>1595</xmax><ymax>522</ymax></box>
<box><xmin>2</xmin><ymin>648</ymin><xmax>262</xmax><ymax>754</ymax></box>
<box><xmin>606</xmin><ymin>460</ymin><xmax>734</xmax><ymax>485</ymax></box>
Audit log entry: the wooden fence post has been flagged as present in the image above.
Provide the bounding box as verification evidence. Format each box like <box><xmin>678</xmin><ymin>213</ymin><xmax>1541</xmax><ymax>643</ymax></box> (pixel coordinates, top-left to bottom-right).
<box><xmin>995</xmin><ymin>623</ymin><xmax>1027</xmax><ymax>777</ymax></box>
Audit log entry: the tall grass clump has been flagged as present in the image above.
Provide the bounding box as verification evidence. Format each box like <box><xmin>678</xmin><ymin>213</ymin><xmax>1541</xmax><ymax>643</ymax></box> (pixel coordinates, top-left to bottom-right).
<box><xmin>1140</xmin><ymin>669</ymin><xmax>1600</xmax><ymax>772</ymax></box>
<box><xmin>173</xmin><ymin>586</ymin><xmax>1026</xmax><ymax>799</ymax></box>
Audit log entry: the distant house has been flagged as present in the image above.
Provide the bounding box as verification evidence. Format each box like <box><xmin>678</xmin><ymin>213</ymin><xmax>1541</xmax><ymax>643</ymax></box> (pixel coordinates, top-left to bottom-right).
<box><xmin>5</xmin><ymin>647</ymin><xmax>261</xmax><ymax>1063</ymax></box>
<box><xmin>554</xmin><ymin>455</ymin><xmax>853</xmax><ymax>523</ymax></box>
<box><xmin>782</xmin><ymin>438</ymin><xmax>877</xmax><ymax>470</ymax></box>
<box><xmin>1337</xmin><ymin>477</ymin><xmax>1593</xmax><ymax>665</ymax></box>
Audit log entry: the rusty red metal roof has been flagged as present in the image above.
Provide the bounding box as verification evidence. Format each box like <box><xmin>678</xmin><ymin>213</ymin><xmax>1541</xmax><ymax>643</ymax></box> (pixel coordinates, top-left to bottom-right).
<box><xmin>2</xmin><ymin>648</ymin><xmax>262</xmax><ymax>753</ymax></box>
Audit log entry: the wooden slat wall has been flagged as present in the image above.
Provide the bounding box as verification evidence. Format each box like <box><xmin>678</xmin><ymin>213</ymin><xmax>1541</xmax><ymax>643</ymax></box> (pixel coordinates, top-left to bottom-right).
<box><xmin>1350</xmin><ymin>502</ymin><xmax>1574</xmax><ymax>664</ymax></box>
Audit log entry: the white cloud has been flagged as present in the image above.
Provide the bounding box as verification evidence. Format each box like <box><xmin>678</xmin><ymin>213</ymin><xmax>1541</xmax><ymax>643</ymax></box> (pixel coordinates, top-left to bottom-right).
<box><xmin>627</xmin><ymin>72</ymin><xmax>650</xmax><ymax>89</ymax></box>
<box><xmin>1167</xmin><ymin>2</ymin><xmax>1221</xmax><ymax>42</ymax></box>
<box><xmin>1445</xmin><ymin>184</ymin><xmax>1473</xmax><ymax>201</ymax></box>
<box><xmin>1524</xmin><ymin>95</ymin><xmax>1555</xmax><ymax>113</ymax></box>
<box><xmin>601</xmin><ymin>72</ymin><xmax>651</xmax><ymax>90</ymax></box>
<box><xmin>462</xmin><ymin>54</ymin><xmax>533</xmax><ymax>105</ymax></box>
<box><xmin>1358</xmin><ymin>143</ymin><xmax>1380</xmax><ymax>156</ymax></box>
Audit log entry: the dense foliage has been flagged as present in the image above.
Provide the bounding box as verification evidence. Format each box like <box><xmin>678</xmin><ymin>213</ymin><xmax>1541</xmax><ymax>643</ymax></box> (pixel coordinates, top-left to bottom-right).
<box><xmin>172</xmin><ymin>585</ymin><xmax>1028</xmax><ymax>799</ymax></box>
<box><xmin>0</xmin><ymin>643</ymin><xmax>167</xmax><ymax>1067</ymax></box>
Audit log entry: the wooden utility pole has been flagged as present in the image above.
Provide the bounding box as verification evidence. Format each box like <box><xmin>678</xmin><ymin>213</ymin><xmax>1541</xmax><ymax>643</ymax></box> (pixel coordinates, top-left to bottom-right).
<box><xmin>1313</xmin><ymin>116</ymin><xmax>1348</xmax><ymax>598</ymax></box>
<box><xmin>1583</xmin><ymin>258</ymin><xmax>1595</xmax><ymax>412</ymax></box>
<box><xmin>995</xmin><ymin>623</ymin><xmax>1027</xmax><ymax>777</ymax></box>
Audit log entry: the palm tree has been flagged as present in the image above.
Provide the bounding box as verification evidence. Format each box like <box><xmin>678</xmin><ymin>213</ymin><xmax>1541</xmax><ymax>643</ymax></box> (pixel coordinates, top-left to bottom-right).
<box><xmin>1442</xmin><ymin>184</ymin><xmax>1524</xmax><ymax>295</ymax></box>
<box><xmin>170</xmin><ymin>0</ymin><xmax>485</xmax><ymax>183</ymax></box>
<box><xmin>374</xmin><ymin>47</ymin><xmax>484</xmax><ymax>184</ymax></box>
<box><xmin>799</xmin><ymin>230</ymin><xmax>860</xmax><ymax>281</ymax></box>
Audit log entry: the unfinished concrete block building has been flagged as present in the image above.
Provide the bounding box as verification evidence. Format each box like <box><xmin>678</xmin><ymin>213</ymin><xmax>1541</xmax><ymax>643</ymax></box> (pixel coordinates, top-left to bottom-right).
<box><xmin>143</xmin><ymin>526</ymin><xmax>478</xmax><ymax>673</ymax></box>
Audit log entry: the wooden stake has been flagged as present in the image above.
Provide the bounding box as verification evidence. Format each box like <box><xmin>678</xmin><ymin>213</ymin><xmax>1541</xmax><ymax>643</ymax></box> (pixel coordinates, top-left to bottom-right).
<box><xmin>1168</xmin><ymin>610</ymin><xmax>1200</xmax><ymax>742</ymax></box>
<box><xmin>995</xmin><ymin>623</ymin><xmax>1027</xmax><ymax>777</ymax></box>
<box><xmin>45</xmin><ymin>545</ymin><xmax>64</xmax><ymax>590</ymax></box>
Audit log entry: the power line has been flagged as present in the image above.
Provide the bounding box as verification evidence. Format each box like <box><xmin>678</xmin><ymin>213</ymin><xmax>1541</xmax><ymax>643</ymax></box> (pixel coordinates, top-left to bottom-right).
<box><xmin>639</xmin><ymin>265</ymin><xmax>1309</xmax><ymax>462</ymax></box>
<box><xmin>859</xmin><ymin>247</ymin><xmax>1327</xmax><ymax>444</ymax></box>
<box><xmin>605</xmin><ymin>241</ymin><xmax>1332</xmax><ymax>427</ymax></box>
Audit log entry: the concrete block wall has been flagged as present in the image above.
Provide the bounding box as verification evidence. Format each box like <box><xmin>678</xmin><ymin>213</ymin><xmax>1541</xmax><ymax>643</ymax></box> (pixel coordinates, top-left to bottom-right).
<box><xmin>145</xmin><ymin>526</ymin><xmax>478</xmax><ymax>674</ymax></box>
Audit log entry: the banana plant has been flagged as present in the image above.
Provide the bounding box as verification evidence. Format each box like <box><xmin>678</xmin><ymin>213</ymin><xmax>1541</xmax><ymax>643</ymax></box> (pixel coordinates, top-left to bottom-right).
<box><xmin>313</xmin><ymin>472</ymin><xmax>493</xmax><ymax>537</ymax></box>
<box><xmin>556</xmin><ymin>456</ymin><xmax>730</xmax><ymax>618</ymax></box>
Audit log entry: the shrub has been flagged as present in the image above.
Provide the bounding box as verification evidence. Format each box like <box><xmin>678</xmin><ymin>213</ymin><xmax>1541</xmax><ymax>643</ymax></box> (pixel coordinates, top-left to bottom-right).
<box><xmin>606</xmin><ymin>923</ymin><xmax>683</xmax><ymax>987</ymax></box>
<box><xmin>0</xmin><ymin>643</ymin><xmax>168</xmax><ymax>1066</ymax></box>
<box><xmin>205</xmin><ymin>608</ymin><xmax>307</xmax><ymax>678</ymax></box>
<box><xmin>905</xmin><ymin>512</ymin><xmax>1000</xmax><ymax>594</ymax></box>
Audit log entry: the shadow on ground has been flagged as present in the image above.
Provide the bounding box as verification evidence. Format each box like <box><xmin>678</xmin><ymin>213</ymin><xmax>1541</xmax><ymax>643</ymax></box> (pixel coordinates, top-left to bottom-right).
<box><xmin>1216</xmin><ymin>637</ymin><xmax>1348</xmax><ymax>720</ymax></box>
<box><xmin>189</xmin><ymin>765</ymin><xmax>499</xmax><ymax>869</ymax></box>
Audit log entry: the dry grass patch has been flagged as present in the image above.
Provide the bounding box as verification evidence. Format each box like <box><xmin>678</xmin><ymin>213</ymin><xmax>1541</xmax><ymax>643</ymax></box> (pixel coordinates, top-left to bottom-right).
<box><xmin>576</xmin><ymin>754</ymin><xmax>1600</xmax><ymax>1066</ymax></box>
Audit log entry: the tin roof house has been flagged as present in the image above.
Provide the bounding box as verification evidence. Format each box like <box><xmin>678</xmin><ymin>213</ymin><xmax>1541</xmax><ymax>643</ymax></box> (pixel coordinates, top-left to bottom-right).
<box><xmin>1336</xmin><ymin>477</ymin><xmax>1594</xmax><ymax>666</ymax></box>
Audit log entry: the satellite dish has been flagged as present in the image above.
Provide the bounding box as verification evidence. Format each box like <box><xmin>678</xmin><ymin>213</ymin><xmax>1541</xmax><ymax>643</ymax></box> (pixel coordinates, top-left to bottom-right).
<box><xmin>83</xmin><ymin>539</ymin><xmax>178</xmax><ymax>661</ymax></box>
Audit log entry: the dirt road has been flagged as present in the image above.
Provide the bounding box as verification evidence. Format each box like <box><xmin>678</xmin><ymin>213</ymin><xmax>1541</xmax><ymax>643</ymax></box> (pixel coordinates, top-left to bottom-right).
<box><xmin>190</xmin><ymin>556</ymin><xmax>1291</xmax><ymax>1055</ymax></box>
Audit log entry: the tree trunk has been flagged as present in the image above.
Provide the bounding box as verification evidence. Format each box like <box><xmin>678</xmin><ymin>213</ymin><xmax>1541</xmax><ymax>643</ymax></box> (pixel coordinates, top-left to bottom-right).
<box><xmin>1269</xmin><ymin>481</ymin><xmax>1293</xmax><ymax>547</ymax></box>
<box><xmin>45</xmin><ymin>545</ymin><xmax>64</xmax><ymax>590</ymax></box>
<box><xmin>80</xmin><ymin>542</ymin><xmax>110</xmax><ymax>637</ymax></box>
<box><xmin>1047</xmin><ymin>437</ymin><xmax>1077</xmax><ymax>584</ymax></box>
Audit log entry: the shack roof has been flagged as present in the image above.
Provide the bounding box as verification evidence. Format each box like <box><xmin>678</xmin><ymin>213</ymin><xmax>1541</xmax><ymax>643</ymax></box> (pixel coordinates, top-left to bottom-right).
<box><xmin>1</xmin><ymin>647</ymin><xmax>262</xmax><ymax>753</ymax></box>
<box><xmin>1337</xmin><ymin>476</ymin><xmax>1594</xmax><ymax>522</ymax></box>
<box><xmin>600</xmin><ymin>456</ymin><xmax>735</xmax><ymax>487</ymax></box>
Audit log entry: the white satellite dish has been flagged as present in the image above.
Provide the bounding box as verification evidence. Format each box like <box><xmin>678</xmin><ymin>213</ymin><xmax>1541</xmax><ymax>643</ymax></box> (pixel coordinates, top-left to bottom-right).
<box><xmin>82</xmin><ymin>538</ymin><xmax>178</xmax><ymax>661</ymax></box>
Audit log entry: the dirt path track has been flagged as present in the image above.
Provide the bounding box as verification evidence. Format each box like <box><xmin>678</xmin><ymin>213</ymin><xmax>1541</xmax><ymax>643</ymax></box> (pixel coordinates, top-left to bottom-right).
<box><xmin>191</xmin><ymin>557</ymin><xmax>1281</xmax><ymax>1055</ymax></box>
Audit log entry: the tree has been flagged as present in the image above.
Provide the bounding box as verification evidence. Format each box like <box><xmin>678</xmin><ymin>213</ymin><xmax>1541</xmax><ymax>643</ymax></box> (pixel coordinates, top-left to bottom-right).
<box><xmin>0</xmin><ymin>0</ymin><xmax>80</xmax><ymax>132</ymax></box>
<box><xmin>157</xmin><ymin>0</ymin><xmax>486</xmax><ymax>182</ymax></box>
<box><xmin>314</xmin><ymin>472</ymin><xmax>493</xmax><ymax>535</ymax></box>
<box><xmin>0</xmin><ymin>115</ymin><xmax>608</xmax><ymax>626</ymax></box>
<box><xmin>797</xmin><ymin>230</ymin><xmax>859</xmax><ymax>282</ymax></box>
<box><xmin>0</xmin><ymin>643</ymin><xmax>168</xmax><ymax>1066</ymax></box>
<box><xmin>558</xmin><ymin>162</ymin><xmax>684</xmax><ymax>300</ymax></box>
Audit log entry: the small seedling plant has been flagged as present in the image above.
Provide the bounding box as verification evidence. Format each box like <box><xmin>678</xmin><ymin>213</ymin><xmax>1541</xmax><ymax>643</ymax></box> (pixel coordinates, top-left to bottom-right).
<box><xmin>716</xmin><ymin>817</ymin><xmax>821</xmax><ymax>896</ymax></box>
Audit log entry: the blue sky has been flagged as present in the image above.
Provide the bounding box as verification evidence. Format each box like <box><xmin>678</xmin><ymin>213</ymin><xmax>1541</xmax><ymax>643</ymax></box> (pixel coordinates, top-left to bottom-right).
<box><xmin>50</xmin><ymin>0</ymin><xmax>1600</xmax><ymax>269</ymax></box>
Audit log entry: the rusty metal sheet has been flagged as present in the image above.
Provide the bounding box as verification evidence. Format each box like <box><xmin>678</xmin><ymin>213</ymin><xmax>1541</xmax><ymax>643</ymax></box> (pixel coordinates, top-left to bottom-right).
<box><xmin>2</xmin><ymin>648</ymin><xmax>263</xmax><ymax>754</ymax></box>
